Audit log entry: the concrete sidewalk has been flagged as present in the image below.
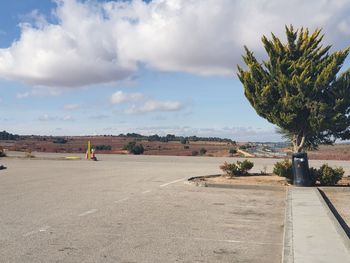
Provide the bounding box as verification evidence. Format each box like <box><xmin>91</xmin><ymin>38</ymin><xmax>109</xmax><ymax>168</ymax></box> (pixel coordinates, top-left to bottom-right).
<box><xmin>285</xmin><ymin>187</ymin><xmax>350</xmax><ymax>263</ymax></box>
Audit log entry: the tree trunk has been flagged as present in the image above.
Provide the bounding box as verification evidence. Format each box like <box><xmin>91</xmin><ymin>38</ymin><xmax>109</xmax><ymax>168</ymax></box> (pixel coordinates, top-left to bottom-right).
<box><xmin>292</xmin><ymin>133</ymin><xmax>306</xmax><ymax>153</ymax></box>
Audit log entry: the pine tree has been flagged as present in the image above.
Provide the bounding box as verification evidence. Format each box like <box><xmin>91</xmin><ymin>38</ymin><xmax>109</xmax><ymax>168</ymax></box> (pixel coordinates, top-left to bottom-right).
<box><xmin>238</xmin><ymin>26</ymin><xmax>350</xmax><ymax>153</ymax></box>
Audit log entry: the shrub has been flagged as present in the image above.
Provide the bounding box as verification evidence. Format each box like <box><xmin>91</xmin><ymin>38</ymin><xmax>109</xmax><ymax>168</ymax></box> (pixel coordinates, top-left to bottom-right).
<box><xmin>317</xmin><ymin>164</ymin><xmax>344</xmax><ymax>186</ymax></box>
<box><xmin>180</xmin><ymin>138</ymin><xmax>187</xmax><ymax>144</ymax></box>
<box><xmin>130</xmin><ymin>144</ymin><xmax>144</xmax><ymax>155</ymax></box>
<box><xmin>123</xmin><ymin>141</ymin><xmax>136</xmax><ymax>151</ymax></box>
<box><xmin>191</xmin><ymin>150</ymin><xmax>199</xmax><ymax>156</ymax></box>
<box><xmin>95</xmin><ymin>145</ymin><xmax>112</xmax><ymax>151</ymax></box>
<box><xmin>199</xmin><ymin>148</ymin><xmax>207</xmax><ymax>156</ymax></box>
<box><xmin>273</xmin><ymin>159</ymin><xmax>293</xmax><ymax>181</ymax></box>
<box><xmin>53</xmin><ymin>137</ymin><xmax>68</xmax><ymax>144</ymax></box>
<box><xmin>220</xmin><ymin>160</ymin><xmax>254</xmax><ymax>177</ymax></box>
<box><xmin>229</xmin><ymin>148</ymin><xmax>237</xmax><ymax>155</ymax></box>
<box><xmin>220</xmin><ymin>162</ymin><xmax>240</xmax><ymax>177</ymax></box>
<box><xmin>123</xmin><ymin>141</ymin><xmax>144</xmax><ymax>155</ymax></box>
<box><xmin>308</xmin><ymin>167</ymin><xmax>319</xmax><ymax>186</ymax></box>
<box><xmin>238</xmin><ymin>160</ymin><xmax>254</xmax><ymax>174</ymax></box>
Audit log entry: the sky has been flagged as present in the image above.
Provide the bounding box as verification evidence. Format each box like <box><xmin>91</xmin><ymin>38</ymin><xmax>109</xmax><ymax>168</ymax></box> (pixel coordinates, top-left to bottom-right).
<box><xmin>1</xmin><ymin>0</ymin><xmax>350</xmax><ymax>141</ymax></box>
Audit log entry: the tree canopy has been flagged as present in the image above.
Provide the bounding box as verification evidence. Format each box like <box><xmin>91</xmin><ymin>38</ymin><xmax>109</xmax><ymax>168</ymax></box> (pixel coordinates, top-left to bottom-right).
<box><xmin>237</xmin><ymin>26</ymin><xmax>350</xmax><ymax>152</ymax></box>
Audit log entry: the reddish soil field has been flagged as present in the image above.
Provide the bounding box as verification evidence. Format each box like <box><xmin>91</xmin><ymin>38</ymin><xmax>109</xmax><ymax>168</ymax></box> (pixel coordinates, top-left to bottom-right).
<box><xmin>0</xmin><ymin>136</ymin><xmax>235</xmax><ymax>157</ymax></box>
<box><xmin>308</xmin><ymin>144</ymin><xmax>350</xmax><ymax>161</ymax></box>
<box><xmin>2</xmin><ymin>136</ymin><xmax>350</xmax><ymax>160</ymax></box>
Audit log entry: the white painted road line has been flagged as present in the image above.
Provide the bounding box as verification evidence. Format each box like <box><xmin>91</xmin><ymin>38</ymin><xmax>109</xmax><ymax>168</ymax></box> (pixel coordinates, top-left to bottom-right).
<box><xmin>159</xmin><ymin>178</ymin><xmax>187</xmax><ymax>187</ymax></box>
<box><xmin>23</xmin><ymin>226</ymin><xmax>50</xmax><ymax>237</ymax></box>
<box><xmin>78</xmin><ymin>209</ymin><xmax>98</xmax><ymax>217</ymax></box>
<box><xmin>114</xmin><ymin>197</ymin><xmax>129</xmax><ymax>204</ymax></box>
<box><xmin>141</xmin><ymin>190</ymin><xmax>151</xmax><ymax>194</ymax></box>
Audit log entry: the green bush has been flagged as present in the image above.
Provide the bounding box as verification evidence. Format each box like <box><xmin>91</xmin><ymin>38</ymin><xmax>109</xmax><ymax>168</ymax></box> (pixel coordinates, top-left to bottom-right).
<box><xmin>95</xmin><ymin>145</ymin><xmax>112</xmax><ymax>151</ymax></box>
<box><xmin>53</xmin><ymin>137</ymin><xmax>68</xmax><ymax>144</ymax></box>
<box><xmin>199</xmin><ymin>148</ymin><xmax>207</xmax><ymax>156</ymax></box>
<box><xmin>273</xmin><ymin>159</ymin><xmax>293</xmax><ymax>181</ymax></box>
<box><xmin>180</xmin><ymin>138</ymin><xmax>188</xmax><ymax>144</ymax></box>
<box><xmin>308</xmin><ymin>167</ymin><xmax>319</xmax><ymax>186</ymax></box>
<box><xmin>130</xmin><ymin>144</ymin><xmax>144</xmax><ymax>155</ymax></box>
<box><xmin>220</xmin><ymin>160</ymin><xmax>254</xmax><ymax>177</ymax></box>
<box><xmin>220</xmin><ymin>162</ymin><xmax>240</xmax><ymax>177</ymax></box>
<box><xmin>123</xmin><ymin>141</ymin><xmax>144</xmax><ymax>155</ymax></box>
<box><xmin>229</xmin><ymin>148</ymin><xmax>237</xmax><ymax>155</ymax></box>
<box><xmin>238</xmin><ymin>160</ymin><xmax>254</xmax><ymax>174</ymax></box>
<box><xmin>317</xmin><ymin>164</ymin><xmax>344</xmax><ymax>186</ymax></box>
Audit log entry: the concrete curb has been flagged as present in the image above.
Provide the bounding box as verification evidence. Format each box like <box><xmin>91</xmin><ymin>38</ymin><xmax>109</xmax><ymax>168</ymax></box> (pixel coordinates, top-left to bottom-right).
<box><xmin>316</xmin><ymin>188</ymin><xmax>350</xmax><ymax>251</ymax></box>
<box><xmin>186</xmin><ymin>175</ymin><xmax>286</xmax><ymax>191</ymax></box>
<box><xmin>282</xmin><ymin>187</ymin><xmax>294</xmax><ymax>263</ymax></box>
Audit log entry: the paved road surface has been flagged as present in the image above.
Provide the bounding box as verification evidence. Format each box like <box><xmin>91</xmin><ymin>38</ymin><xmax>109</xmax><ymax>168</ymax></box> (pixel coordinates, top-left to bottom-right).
<box><xmin>0</xmin><ymin>154</ymin><xmax>292</xmax><ymax>262</ymax></box>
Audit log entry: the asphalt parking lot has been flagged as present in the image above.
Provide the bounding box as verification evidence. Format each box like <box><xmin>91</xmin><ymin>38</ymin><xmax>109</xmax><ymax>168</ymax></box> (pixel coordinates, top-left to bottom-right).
<box><xmin>0</xmin><ymin>154</ymin><xmax>298</xmax><ymax>262</ymax></box>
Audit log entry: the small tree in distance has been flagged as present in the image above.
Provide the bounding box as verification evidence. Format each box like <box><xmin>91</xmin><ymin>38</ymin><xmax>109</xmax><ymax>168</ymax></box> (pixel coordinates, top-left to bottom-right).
<box><xmin>238</xmin><ymin>26</ymin><xmax>350</xmax><ymax>153</ymax></box>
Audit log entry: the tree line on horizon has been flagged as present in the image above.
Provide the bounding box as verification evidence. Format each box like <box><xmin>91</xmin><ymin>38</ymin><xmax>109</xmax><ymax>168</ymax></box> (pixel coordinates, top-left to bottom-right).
<box><xmin>0</xmin><ymin>130</ymin><xmax>235</xmax><ymax>144</ymax></box>
<box><xmin>118</xmin><ymin>133</ymin><xmax>235</xmax><ymax>143</ymax></box>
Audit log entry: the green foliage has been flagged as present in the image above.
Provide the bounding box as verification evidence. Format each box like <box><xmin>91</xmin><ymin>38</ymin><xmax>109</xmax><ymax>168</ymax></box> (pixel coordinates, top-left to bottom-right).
<box><xmin>220</xmin><ymin>160</ymin><xmax>254</xmax><ymax>177</ymax></box>
<box><xmin>238</xmin><ymin>160</ymin><xmax>254</xmax><ymax>173</ymax></box>
<box><xmin>123</xmin><ymin>141</ymin><xmax>144</xmax><ymax>155</ymax></box>
<box><xmin>180</xmin><ymin>138</ymin><xmax>188</xmax><ymax>144</ymax></box>
<box><xmin>199</xmin><ymin>148</ymin><xmax>207</xmax><ymax>156</ymax></box>
<box><xmin>229</xmin><ymin>148</ymin><xmax>237</xmax><ymax>155</ymax></box>
<box><xmin>94</xmin><ymin>145</ymin><xmax>112</xmax><ymax>151</ymax></box>
<box><xmin>317</xmin><ymin>164</ymin><xmax>344</xmax><ymax>186</ymax></box>
<box><xmin>220</xmin><ymin>162</ymin><xmax>240</xmax><ymax>177</ymax></box>
<box><xmin>308</xmin><ymin>167</ymin><xmax>319</xmax><ymax>186</ymax></box>
<box><xmin>53</xmin><ymin>137</ymin><xmax>68</xmax><ymax>144</ymax></box>
<box><xmin>130</xmin><ymin>144</ymin><xmax>144</xmax><ymax>155</ymax></box>
<box><xmin>273</xmin><ymin>159</ymin><xmax>293</xmax><ymax>180</ymax></box>
<box><xmin>238</xmin><ymin>26</ymin><xmax>350</xmax><ymax>152</ymax></box>
<box><xmin>0</xmin><ymin>131</ymin><xmax>19</xmax><ymax>140</ymax></box>
<box><xmin>123</xmin><ymin>141</ymin><xmax>136</xmax><ymax>151</ymax></box>
<box><xmin>120</xmin><ymin>133</ymin><xmax>234</xmax><ymax>143</ymax></box>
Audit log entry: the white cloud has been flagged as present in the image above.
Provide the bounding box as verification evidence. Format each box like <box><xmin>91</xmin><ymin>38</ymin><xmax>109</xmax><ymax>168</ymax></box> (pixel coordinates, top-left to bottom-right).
<box><xmin>63</xmin><ymin>104</ymin><xmax>80</xmax><ymax>110</ymax></box>
<box><xmin>125</xmin><ymin>100</ymin><xmax>183</xmax><ymax>114</ymax></box>
<box><xmin>1</xmin><ymin>0</ymin><xmax>350</xmax><ymax>88</ymax></box>
<box><xmin>110</xmin><ymin>91</ymin><xmax>144</xmax><ymax>104</ymax></box>
<box><xmin>89</xmin><ymin>114</ymin><xmax>110</xmax><ymax>120</ymax></box>
<box><xmin>110</xmin><ymin>90</ymin><xmax>184</xmax><ymax>113</ymax></box>
<box><xmin>16</xmin><ymin>87</ymin><xmax>61</xmax><ymax>98</ymax></box>
<box><xmin>62</xmin><ymin>115</ymin><xmax>74</xmax><ymax>121</ymax></box>
<box><xmin>16</xmin><ymin>92</ymin><xmax>31</xmax><ymax>99</ymax></box>
<box><xmin>38</xmin><ymin>114</ymin><xmax>56</xmax><ymax>122</ymax></box>
<box><xmin>38</xmin><ymin>114</ymin><xmax>74</xmax><ymax>121</ymax></box>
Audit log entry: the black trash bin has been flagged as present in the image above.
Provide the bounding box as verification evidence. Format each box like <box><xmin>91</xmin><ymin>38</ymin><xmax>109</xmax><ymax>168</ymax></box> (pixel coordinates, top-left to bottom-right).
<box><xmin>292</xmin><ymin>152</ymin><xmax>311</xmax><ymax>186</ymax></box>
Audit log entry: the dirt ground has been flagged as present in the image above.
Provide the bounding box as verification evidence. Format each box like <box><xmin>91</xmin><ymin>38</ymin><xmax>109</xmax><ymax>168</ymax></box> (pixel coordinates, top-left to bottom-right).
<box><xmin>195</xmin><ymin>174</ymin><xmax>350</xmax><ymax>187</ymax></box>
<box><xmin>194</xmin><ymin>174</ymin><xmax>290</xmax><ymax>186</ymax></box>
<box><xmin>321</xmin><ymin>189</ymin><xmax>350</xmax><ymax>229</ymax></box>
